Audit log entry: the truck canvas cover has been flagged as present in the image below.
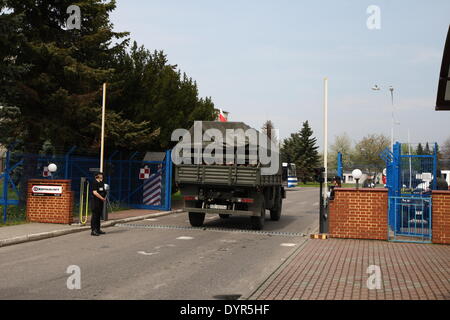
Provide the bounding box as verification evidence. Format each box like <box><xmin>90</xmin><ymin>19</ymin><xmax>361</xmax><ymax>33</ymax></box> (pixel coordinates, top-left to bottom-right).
<box><xmin>174</xmin><ymin>121</ymin><xmax>278</xmax><ymax>165</ymax></box>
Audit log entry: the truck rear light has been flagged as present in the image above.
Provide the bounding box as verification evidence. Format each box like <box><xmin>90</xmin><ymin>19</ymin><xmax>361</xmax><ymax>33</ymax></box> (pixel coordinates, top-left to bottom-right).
<box><xmin>237</xmin><ymin>198</ymin><xmax>254</xmax><ymax>203</ymax></box>
<box><xmin>183</xmin><ymin>196</ymin><xmax>198</xmax><ymax>201</ymax></box>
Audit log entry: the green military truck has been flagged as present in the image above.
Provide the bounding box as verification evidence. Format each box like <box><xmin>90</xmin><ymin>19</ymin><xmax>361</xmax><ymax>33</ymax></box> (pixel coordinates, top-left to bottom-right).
<box><xmin>174</xmin><ymin>121</ymin><xmax>285</xmax><ymax>230</ymax></box>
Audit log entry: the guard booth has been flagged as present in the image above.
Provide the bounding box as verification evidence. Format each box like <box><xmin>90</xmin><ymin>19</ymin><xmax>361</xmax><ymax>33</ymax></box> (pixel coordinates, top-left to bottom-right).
<box><xmin>381</xmin><ymin>142</ymin><xmax>437</xmax><ymax>242</ymax></box>
<box><xmin>126</xmin><ymin>151</ymin><xmax>173</xmax><ymax>211</ymax></box>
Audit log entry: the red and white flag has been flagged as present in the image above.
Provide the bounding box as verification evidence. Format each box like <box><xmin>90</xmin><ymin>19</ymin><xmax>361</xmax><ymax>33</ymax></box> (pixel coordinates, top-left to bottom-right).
<box><xmin>218</xmin><ymin>109</ymin><xmax>228</xmax><ymax>122</ymax></box>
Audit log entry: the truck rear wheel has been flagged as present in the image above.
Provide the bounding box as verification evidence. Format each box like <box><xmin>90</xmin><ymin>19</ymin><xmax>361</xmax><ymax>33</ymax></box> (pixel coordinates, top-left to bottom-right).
<box><xmin>188</xmin><ymin>212</ymin><xmax>205</xmax><ymax>227</ymax></box>
<box><xmin>270</xmin><ymin>195</ymin><xmax>282</xmax><ymax>221</ymax></box>
<box><xmin>251</xmin><ymin>200</ymin><xmax>265</xmax><ymax>230</ymax></box>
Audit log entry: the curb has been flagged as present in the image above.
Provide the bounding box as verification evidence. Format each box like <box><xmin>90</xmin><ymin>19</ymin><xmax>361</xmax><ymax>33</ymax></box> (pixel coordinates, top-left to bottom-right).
<box><xmin>0</xmin><ymin>209</ymin><xmax>183</xmax><ymax>249</ymax></box>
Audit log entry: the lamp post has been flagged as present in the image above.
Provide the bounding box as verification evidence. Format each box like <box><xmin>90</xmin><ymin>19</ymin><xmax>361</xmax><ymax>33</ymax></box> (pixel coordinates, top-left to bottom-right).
<box><xmin>352</xmin><ymin>169</ymin><xmax>362</xmax><ymax>189</ymax></box>
<box><xmin>371</xmin><ymin>85</ymin><xmax>399</xmax><ymax>151</ymax></box>
<box><xmin>48</xmin><ymin>163</ymin><xmax>57</xmax><ymax>180</ymax></box>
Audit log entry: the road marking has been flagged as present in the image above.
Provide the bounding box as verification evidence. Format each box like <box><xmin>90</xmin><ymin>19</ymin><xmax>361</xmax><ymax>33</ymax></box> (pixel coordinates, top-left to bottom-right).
<box><xmin>144</xmin><ymin>218</ymin><xmax>158</xmax><ymax>221</ymax></box>
<box><xmin>176</xmin><ymin>236</ymin><xmax>194</xmax><ymax>240</ymax></box>
<box><xmin>153</xmin><ymin>283</ymin><xmax>167</xmax><ymax>290</ymax></box>
<box><xmin>137</xmin><ymin>251</ymin><xmax>159</xmax><ymax>256</ymax></box>
<box><xmin>280</xmin><ymin>243</ymin><xmax>297</xmax><ymax>247</ymax></box>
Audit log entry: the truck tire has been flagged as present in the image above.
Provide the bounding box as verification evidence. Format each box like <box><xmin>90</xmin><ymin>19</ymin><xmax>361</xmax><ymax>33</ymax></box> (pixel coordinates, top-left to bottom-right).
<box><xmin>251</xmin><ymin>200</ymin><xmax>265</xmax><ymax>230</ymax></box>
<box><xmin>188</xmin><ymin>212</ymin><xmax>205</xmax><ymax>227</ymax></box>
<box><xmin>270</xmin><ymin>194</ymin><xmax>282</xmax><ymax>221</ymax></box>
<box><xmin>219</xmin><ymin>214</ymin><xmax>230</xmax><ymax>219</ymax></box>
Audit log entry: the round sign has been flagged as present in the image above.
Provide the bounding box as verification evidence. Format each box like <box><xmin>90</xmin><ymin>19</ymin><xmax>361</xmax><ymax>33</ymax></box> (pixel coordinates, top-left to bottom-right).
<box><xmin>48</xmin><ymin>163</ymin><xmax>57</xmax><ymax>172</ymax></box>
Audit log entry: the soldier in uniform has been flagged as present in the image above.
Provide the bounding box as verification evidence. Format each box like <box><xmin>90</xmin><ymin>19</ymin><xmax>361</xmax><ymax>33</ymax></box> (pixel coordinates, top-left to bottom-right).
<box><xmin>91</xmin><ymin>172</ymin><xmax>106</xmax><ymax>236</ymax></box>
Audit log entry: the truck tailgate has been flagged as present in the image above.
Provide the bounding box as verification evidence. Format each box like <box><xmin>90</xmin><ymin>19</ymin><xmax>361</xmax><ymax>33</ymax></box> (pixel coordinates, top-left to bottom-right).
<box><xmin>176</xmin><ymin>165</ymin><xmax>259</xmax><ymax>186</ymax></box>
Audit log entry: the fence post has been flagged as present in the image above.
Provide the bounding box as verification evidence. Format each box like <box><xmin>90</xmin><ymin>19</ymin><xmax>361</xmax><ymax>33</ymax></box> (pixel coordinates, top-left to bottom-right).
<box><xmin>337</xmin><ymin>152</ymin><xmax>343</xmax><ymax>179</ymax></box>
<box><xmin>433</xmin><ymin>143</ymin><xmax>438</xmax><ymax>190</ymax></box>
<box><xmin>2</xmin><ymin>149</ymin><xmax>10</xmax><ymax>223</ymax></box>
<box><xmin>64</xmin><ymin>146</ymin><xmax>76</xmax><ymax>179</ymax></box>
<box><xmin>107</xmin><ymin>151</ymin><xmax>118</xmax><ymax>195</ymax></box>
<box><xmin>119</xmin><ymin>152</ymin><xmax>123</xmax><ymax>203</ymax></box>
<box><xmin>128</xmin><ymin>152</ymin><xmax>139</xmax><ymax>206</ymax></box>
<box><xmin>165</xmin><ymin>149</ymin><xmax>172</xmax><ymax>211</ymax></box>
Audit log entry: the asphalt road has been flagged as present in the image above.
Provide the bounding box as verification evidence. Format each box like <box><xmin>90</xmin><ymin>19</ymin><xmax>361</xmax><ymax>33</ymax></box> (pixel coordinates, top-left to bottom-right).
<box><xmin>0</xmin><ymin>187</ymin><xmax>320</xmax><ymax>300</ymax></box>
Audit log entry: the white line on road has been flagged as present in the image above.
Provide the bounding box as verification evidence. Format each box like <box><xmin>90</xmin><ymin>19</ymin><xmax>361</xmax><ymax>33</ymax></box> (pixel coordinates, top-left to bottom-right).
<box><xmin>176</xmin><ymin>236</ymin><xmax>194</xmax><ymax>240</ymax></box>
<box><xmin>137</xmin><ymin>251</ymin><xmax>159</xmax><ymax>256</ymax></box>
<box><xmin>144</xmin><ymin>218</ymin><xmax>158</xmax><ymax>221</ymax></box>
<box><xmin>280</xmin><ymin>243</ymin><xmax>297</xmax><ymax>247</ymax></box>
<box><xmin>153</xmin><ymin>283</ymin><xmax>167</xmax><ymax>290</ymax></box>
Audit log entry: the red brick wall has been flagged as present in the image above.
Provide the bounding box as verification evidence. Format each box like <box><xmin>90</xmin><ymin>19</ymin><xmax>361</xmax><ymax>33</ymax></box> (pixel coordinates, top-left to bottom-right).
<box><xmin>432</xmin><ymin>191</ymin><xmax>450</xmax><ymax>244</ymax></box>
<box><xmin>329</xmin><ymin>188</ymin><xmax>388</xmax><ymax>240</ymax></box>
<box><xmin>26</xmin><ymin>179</ymin><xmax>74</xmax><ymax>224</ymax></box>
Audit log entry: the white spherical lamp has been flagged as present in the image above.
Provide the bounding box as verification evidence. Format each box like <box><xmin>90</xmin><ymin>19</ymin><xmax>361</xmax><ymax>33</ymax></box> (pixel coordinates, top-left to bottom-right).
<box><xmin>352</xmin><ymin>169</ymin><xmax>362</xmax><ymax>180</ymax></box>
<box><xmin>352</xmin><ymin>169</ymin><xmax>362</xmax><ymax>189</ymax></box>
<box><xmin>48</xmin><ymin>163</ymin><xmax>57</xmax><ymax>173</ymax></box>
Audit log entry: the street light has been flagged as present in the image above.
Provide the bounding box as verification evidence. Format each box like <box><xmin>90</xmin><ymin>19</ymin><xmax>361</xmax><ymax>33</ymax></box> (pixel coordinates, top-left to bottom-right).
<box><xmin>48</xmin><ymin>163</ymin><xmax>57</xmax><ymax>180</ymax></box>
<box><xmin>371</xmin><ymin>84</ymin><xmax>399</xmax><ymax>151</ymax></box>
<box><xmin>352</xmin><ymin>169</ymin><xmax>362</xmax><ymax>189</ymax></box>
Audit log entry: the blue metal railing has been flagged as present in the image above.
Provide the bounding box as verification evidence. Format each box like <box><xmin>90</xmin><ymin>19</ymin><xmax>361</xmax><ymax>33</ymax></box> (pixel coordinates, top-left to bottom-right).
<box><xmin>388</xmin><ymin>195</ymin><xmax>432</xmax><ymax>243</ymax></box>
<box><xmin>0</xmin><ymin>146</ymin><xmax>173</xmax><ymax>222</ymax></box>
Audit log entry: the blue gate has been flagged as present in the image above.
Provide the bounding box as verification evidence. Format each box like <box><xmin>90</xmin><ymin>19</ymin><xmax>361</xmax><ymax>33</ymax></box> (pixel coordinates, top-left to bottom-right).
<box><xmin>381</xmin><ymin>142</ymin><xmax>436</xmax><ymax>243</ymax></box>
<box><xmin>0</xmin><ymin>147</ymin><xmax>22</xmax><ymax>222</ymax></box>
<box><xmin>1</xmin><ymin>147</ymin><xmax>173</xmax><ymax>222</ymax></box>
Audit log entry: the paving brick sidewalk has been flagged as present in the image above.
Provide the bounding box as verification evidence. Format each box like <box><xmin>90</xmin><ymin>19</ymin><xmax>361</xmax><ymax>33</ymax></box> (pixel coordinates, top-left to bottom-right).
<box><xmin>248</xmin><ymin>238</ymin><xmax>450</xmax><ymax>300</ymax></box>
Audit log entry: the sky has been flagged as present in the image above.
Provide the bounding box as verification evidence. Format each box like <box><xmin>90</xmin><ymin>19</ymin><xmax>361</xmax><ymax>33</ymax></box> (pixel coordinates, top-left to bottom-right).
<box><xmin>110</xmin><ymin>0</ymin><xmax>450</xmax><ymax>149</ymax></box>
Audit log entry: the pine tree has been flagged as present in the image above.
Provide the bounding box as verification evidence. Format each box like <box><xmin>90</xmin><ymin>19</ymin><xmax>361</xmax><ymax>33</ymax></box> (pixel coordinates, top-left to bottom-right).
<box><xmin>416</xmin><ymin>143</ymin><xmax>424</xmax><ymax>155</ymax></box>
<box><xmin>1</xmin><ymin>0</ymin><xmax>131</xmax><ymax>204</ymax></box>
<box><xmin>424</xmin><ymin>142</ymin><xmax>431</xmax><ymax>155</ymax></box>
<box><xmin>281</xmin><ymin>121</ymin><xmax>319</xmax><ymax>182</ymax></box>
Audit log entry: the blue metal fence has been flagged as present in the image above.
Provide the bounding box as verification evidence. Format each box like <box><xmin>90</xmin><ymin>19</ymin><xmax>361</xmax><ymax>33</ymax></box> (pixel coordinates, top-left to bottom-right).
<box><xmin>0</xmin><ymin>148</ymin><xmax>22</xmax><ymax>222</ymax></box>
<box><xmin>388</xmin><ymin>195</ymin><xmax>432</xmax><ymax>243</ymax></box>
<box><xmin>0</xmin><ymin>146</ymin><xmax>173</xmax><ymax>222</ymax></box>
<box><xmin>381</xmin><ymin>142</ymin><xmax>437</xmax><ymax>242</ymax></box>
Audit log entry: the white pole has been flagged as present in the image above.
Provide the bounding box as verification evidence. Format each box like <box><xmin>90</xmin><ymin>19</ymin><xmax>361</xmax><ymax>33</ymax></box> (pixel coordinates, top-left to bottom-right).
<box><xmin>324</xmin><ymin>78</ymin><xmax>328</xmax><ymax>197</ymax></box>
<box><xmin>408</xmin><ymin>129</ymin><xmax>412</xmax><ymax>189</ymax></box>
<box><xmin>100</xmin><ymin>83</ymin><xmax>106</xmax><ymax>173</ymax></box>
<box><xmin>390</xmin><ymin>87</ymin><xmax>394</xmax><ymax>151</ymax></box>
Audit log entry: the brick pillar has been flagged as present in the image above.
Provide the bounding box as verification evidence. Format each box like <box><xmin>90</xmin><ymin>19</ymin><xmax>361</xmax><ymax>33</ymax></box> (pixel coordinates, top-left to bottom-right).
<box><xmin>432</xmin><ymin>190</ymin><xmax>450</xmax><ymax>244</ymax></box>
<box><xmin>329</xmin><ymin>188</ymin><xmax>388</xmax><ymax>240</ymax></box>
<box><xmin>26</xmin><ymin>179</ymin><xmax>74</xmax><ymax>224</ymax></box>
